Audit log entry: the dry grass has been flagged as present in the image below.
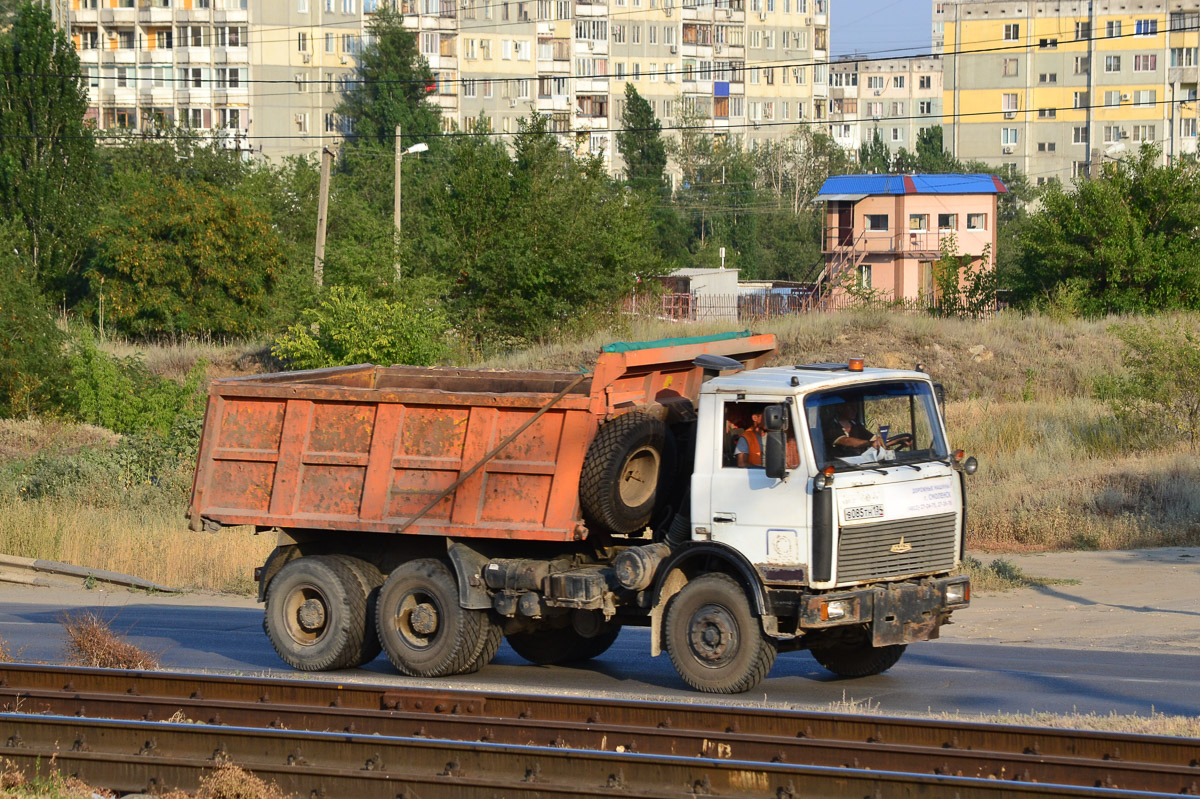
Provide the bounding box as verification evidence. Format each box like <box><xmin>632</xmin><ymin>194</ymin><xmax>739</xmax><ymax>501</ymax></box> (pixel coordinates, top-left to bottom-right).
<box><xmin>97</xmin><ymin>336</ymin><xmax>273</xmax><ymax>382</ymax></box>
<box><xmin>59</xmin><ymin>609</ymin><xmax>160</xmax><ymax>670</ymax></box>
<box><xmin>0</xmin><ymin>498</ymin><xmax>272</xmax><ymax>593</ymax></box>
<box><xmin>0</xmin><ymin>419</ymin><xmax>119</xmax><ymax>465</ymax></box>
<box><xmin>0</xmin><ymin>760</ymin><xmax>286</xmax><ymax>799</ymax></box>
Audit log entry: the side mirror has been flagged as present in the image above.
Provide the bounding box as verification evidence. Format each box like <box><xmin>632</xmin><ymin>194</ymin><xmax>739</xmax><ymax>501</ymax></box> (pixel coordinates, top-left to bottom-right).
<box><xmin>763</xmin><ymin>404</ymin><xmax>787</xmax><ymax>432</ymax></box>
<box><xmin>764</xmin><ymin>431</ymin><xmax>787</xmax><ymax>479</ymax></box>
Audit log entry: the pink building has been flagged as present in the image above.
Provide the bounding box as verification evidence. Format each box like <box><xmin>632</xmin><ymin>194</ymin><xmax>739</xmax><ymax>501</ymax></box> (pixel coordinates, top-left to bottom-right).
<box><xmin>815</xmin><ymin>174</ymin><xmax>1007</xmax><ymax>305</ymax></box>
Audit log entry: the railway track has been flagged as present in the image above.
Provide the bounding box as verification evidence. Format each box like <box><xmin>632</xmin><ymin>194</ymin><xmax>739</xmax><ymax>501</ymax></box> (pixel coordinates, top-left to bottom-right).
<box><xmin>0</xmin><ymin>664</ymin><xmax>1195</xmax><ymax>797</ymax></box>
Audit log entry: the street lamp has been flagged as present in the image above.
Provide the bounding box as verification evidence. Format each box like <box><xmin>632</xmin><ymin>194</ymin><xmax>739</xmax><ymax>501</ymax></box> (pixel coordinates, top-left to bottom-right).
<box><xmin>393</xmin><ymin>125</ymin><xmax>428</xmax><ymax>283</ymax></box>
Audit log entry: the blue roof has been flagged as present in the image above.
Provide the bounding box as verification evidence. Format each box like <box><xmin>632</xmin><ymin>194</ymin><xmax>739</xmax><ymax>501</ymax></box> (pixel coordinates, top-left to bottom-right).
<box><xmin>816</xmin><ymin>174</ymin><xmax>1008</xmax><ymax>197</ymax></box>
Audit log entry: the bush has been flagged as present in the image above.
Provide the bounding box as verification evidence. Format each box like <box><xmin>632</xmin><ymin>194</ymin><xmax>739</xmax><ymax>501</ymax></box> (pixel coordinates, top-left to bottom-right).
<box><xmin>1096</xmin><ymin>317</ymin><xmax>1200</xmax><ymax>448</ymax></box>
<box><xmin>65</xmin><ymin>331</ymin><xmax>206</xmax><ymax>437</ymax></box>
<box><xmin>272</xmin><ymin>285</ymin><xmax>448</xmax><ymax>369</ymax></box>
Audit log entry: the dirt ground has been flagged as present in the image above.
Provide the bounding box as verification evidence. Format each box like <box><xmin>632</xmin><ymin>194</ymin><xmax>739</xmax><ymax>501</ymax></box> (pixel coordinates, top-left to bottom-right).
<box><xmin>943</xmin><ymin>547</ymin><xmax>1200</xmax><ymax>654</ymax></box>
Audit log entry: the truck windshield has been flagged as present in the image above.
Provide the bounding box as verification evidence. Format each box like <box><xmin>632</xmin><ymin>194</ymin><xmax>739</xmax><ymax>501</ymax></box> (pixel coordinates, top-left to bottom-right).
<box><xmin>803</xmin><ymin>381</ymin><xmax>948</xmax><ymax>471</ymax></box>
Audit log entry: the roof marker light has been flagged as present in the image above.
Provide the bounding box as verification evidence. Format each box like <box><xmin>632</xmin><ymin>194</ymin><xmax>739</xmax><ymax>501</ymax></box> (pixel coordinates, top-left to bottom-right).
<box><xmin>848</xmin><ymin>357</ymin><xmax>865</xmax><ymax>372</ymax></box>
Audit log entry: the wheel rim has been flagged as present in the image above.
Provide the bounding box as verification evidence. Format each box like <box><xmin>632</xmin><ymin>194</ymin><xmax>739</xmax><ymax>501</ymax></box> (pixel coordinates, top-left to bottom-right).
<box><xmin>619</xmin><ymin>445</ymin><xmax>661</xmax><ymax>508</ymax></box>
<box><xmin>393</xmin><ymin>588</ymin><xmax>442</xmax><ymax>651</ymax></box>
<box><xmin>282</xmin><ymin>584</ymin><xmax>330</xmax><ymax>647</ymax></box>
<box><xmin>687</xmin><ymin>603</ymin><xmax>740</xmax><ymax>669</ymax></box>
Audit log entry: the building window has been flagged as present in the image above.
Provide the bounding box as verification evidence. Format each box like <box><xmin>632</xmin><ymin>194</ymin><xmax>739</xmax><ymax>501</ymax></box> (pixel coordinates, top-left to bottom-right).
<box><xmin>937</xmin><ymin>213</ymin><xmax>956</xmax><ymax>231</ymax></box>
<box><xmin>891</xmin><ymin>128</ymin><xmax>903</xmax><ymax>142</ymax></box>
<box><xmin>1133</xmin><ymin>89</ymin><xmax>1156</xmax><ymax>106</ymax></box>
<box><xmin>1183</xmin><ymin>118</ymin><xmax>1197</xmax><ymax>137</ymax></box>
<box><xmin>894</xmin><ymin>75</ymin><xmax>905</xmax><ymax>88</ymax></box>
<box><xmin>966</xmin><ymin>213</ymin><xmax>986</xmax><ymax>230</ymax></box>
<box><xmin>1075</xmin><ymin>21</ymin><xmax>1090</xmax><ymax>39</ymax></box>
<box><xmin>1134</xmin><ymin>54</ymin><xmax>1157</xmax><ymax>71</ymax></box>
<box><xmin>1104</xmin><ymin>90</ymin><xmax>1122</xmax><ymax>106</ymax></box>
<box><xmin>865</xmin><ymin>214</ymin><xmax>888</xmax><ymax>231</ymax></box>
<box><xmin>1103</xmin><ymin>125</ymin><xmax>1122</xmax><ymax>143</ymax></box>
<box><xmin>919</xmin><ymin>75</ymin><xmax>931</xmax><ymax>89</ymax></box>
<box><xmin>1001</xmin><ymin>127</ymin><xmax>1018</xmax><ymax>145</ymax></box>
<box><xmin>1106</xmin><ymin>20</ymin><xmax>1121</xmax><ymax>37</ymax></box>
<box><xmin>1037</xmin><ymin>141</ymin><xmax>1056</xmax><ymax>152</ymax></box>
<box><xmin>867</xmin><ymin>75</ymin><xmax>883</xmax><ymax>89</ymax></box>
<box><xmin>1038</xmin><ymin>108</ymin><xmax>1056</xmax><ymax>119</ymax></box>
<box><xmin>1038</xmin><ymin>38</ymin><xmax>1057</xmax><ymax>48</ymax></box>
<box><xmin>1003</xmin><ymin>23</ymin><xmax>1019</xmax><ymax>41</ymax></box>
<box><xmin>857</xmin><ymin>264</ymin><xmax>872</xmax><ymax>289</ymax></box>
<box><xmin>1073</xmin><ymin>91</ymin><xmax>1088</xmax><ymax>108</ymax></box>
<box><xmin>1038</xmin><ymin>72</ymin><xmax>1057</xmax><ymax>83</ymax></box>
<box><xmin>298</xmin><ymin>32</ymin><xmax>308</xmax><ymax>51</ymax></box>
<box><xmin>1132</xmin><ymin>124</ymin><xmax>1156</xmax><ymax>141</ymax></box>
<box><xmin>1074</xmin><ymin>56</ymin><xmax>1089</xmax><ymax>74</ymax></box>
<box><xmin>1172</xmin><ymin>48</ymin><xmax>1199</xmax><ymax>67</ymax></box>
<box><xmin>1135</xmin><ymin>19</ymin><xmax>1157</xmax><ymax>36</ymax></box>
<box><xmin>1002</xmin><ymin>92</ymin><xmax>1018</xmax><ymax>111</ymax></box>
<box><xmin>1073</xmin><ymin>125</ymin><xmax>1088</xmax><ymax>144</ymax></box>
<box><xmin>1002</xmin><ymin>58</ymin><xmax>1018</xmax><ymax>76</ymax></box>
<box><xmin>919</xmin><ymin>100</ymin><xmax>931</xmax><ymax>114</ymax></box>
<box><xmin>909</xmin><ymin>214</ymin><xmax>928</xmax><ymax>231</ymax></box>
<box><xmin>1170</xmin><ymin>11</ymin><xmax>1199</xmax><ymax>30</ymax></box>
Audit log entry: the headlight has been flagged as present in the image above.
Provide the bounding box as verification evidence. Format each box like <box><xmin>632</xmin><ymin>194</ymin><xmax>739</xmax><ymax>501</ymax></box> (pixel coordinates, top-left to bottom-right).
<box><xmin>946</xmin><ymin>580</ymin><xmax>970</xmax><ymax>606</ymax></box>
<box><xmin>821</xmin><ymin>599</ymin><xmax>850</xmax><ymax>621</ymax></box>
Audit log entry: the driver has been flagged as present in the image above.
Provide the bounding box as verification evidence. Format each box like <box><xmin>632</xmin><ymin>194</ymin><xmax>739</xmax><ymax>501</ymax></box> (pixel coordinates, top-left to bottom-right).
<box><xmin>826</xmin><ymin>403</ymin><xmax>914</xmax><ymax>458</ymax></box>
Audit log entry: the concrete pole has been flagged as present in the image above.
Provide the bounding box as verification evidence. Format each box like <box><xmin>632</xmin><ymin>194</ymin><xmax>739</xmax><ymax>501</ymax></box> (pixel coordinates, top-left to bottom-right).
<box><xmin>394</xmin><ymin>123</ymin><xmax>403</xmax><ymax>284</ymax></box>
<box><xmin>313</xmin><ymin>146</ymin><xmax>333</xmax><ymax>287</ymax></box>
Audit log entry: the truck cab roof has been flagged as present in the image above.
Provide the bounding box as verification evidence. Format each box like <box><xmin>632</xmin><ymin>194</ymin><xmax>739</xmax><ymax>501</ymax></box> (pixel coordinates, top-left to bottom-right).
<box><xmin>701</xmin><ymin>364</ymin><xmax>931</xmax><ymax>396</ymax></box>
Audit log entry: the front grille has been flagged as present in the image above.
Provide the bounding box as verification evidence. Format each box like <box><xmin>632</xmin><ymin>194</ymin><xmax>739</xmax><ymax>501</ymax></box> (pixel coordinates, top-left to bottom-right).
<box><xmin>835</xmin><ymin>512</ymin><xmax>958</xmax><ymax>584</ymax></box>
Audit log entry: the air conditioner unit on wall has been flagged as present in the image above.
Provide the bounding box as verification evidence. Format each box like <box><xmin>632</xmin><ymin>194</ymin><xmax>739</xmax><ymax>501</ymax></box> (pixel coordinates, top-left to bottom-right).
<box><xmin>1120</xmin><ymin>92</ymin><xmax>1130</xmax><ymax>101</ymax></box>
<box><xmin>1002</xmin><ymin>146</ymin><xmax>1013</xmax><ymax>154</ymax></box>
<box><xmin>1003</xmin><ymin>110</ymin><xmax>1016</xmax><ymax>118</ymax></box>
<box><xmin>670</xmin><ymin>44</ymin><xmax>678</xmax><ymax>53</ymax></box>
<box><xmin>302</xmin><ymin>52</ymin><xmax>311</xmax><ymax>63</ymax></box>
<box><xmin>758</xmin><ymin>10</ymin><xmax>766</xmax><ymax>19</ymax></box>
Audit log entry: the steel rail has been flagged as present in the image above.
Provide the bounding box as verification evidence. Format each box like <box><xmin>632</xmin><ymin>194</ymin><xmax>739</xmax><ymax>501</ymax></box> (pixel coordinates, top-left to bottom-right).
<box><xmin>0</xmin><ymin>665</ymin><xmax>1197</xmax><ymax>796</ymax></box>
<box><xmin>0</xmin><ymin>713</ymin><xmax>1177</xmax><ymax>799</ymax></box>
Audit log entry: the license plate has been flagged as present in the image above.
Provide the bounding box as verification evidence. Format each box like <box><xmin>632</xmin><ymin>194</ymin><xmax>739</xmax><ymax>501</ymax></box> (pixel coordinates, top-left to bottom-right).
<box><xmin>844</xmin><ymin>504</ymin><xmax>884</xmax><ymax>521</ymax></box>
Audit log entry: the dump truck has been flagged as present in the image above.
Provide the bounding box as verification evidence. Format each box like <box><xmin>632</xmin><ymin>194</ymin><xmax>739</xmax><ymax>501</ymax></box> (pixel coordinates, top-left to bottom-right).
<box><xmin>188</xmin><ymin>331</ymin><xmax>974</xmax><ymax>693</ymax></box>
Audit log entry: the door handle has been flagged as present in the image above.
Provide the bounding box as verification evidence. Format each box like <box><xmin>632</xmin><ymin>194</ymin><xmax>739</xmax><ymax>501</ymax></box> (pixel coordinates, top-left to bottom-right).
<box><xmin>713</xmin><ymin>513</ymin><xmax>737</xmax><ymax>523</ymax></box>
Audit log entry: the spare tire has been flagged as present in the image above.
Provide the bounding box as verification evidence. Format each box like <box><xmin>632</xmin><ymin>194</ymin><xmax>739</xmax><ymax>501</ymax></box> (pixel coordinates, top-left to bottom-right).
<box><xmin>580</xmin><ymin>411</ymin><xmax>673</xmax><ymax>536</ymax></box>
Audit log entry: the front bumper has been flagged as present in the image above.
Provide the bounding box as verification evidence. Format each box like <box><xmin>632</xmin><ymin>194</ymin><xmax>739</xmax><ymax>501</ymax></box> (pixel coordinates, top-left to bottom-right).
<box><xmin>794</xmin><ymin>575</ymin><xmax>970</xmax><ymax>646</ymax></box>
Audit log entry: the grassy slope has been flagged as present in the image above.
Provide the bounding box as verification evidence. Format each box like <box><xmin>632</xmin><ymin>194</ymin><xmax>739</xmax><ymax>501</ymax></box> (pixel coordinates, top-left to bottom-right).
<box><xmin>0</xmin><ymin>311</ymin><xmax>1196</xmax><ymax>592</ymax></box>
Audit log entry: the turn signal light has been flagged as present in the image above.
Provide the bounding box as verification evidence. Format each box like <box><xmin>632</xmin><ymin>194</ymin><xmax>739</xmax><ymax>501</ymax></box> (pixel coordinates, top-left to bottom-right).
<box><xmin>820</xmin><ymin>599</ymin><xmax>850</xmax><ymax>621</ymax></box>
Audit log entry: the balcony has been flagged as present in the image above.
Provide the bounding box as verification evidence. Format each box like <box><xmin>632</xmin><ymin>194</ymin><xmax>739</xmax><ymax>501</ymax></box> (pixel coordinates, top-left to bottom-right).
<box><xmin>73</xmin><ymin>8</ymin><xmax>99</xmax><ymax>23</ymax></box>
<box><xmin>219</xmin><ymin>46</ymin><xmax>250</xmax><ymax>64</ymax></box>
<box><xmin>138</xmin><ymin>6</ymin><xmax>174</xmax><ymax>25</ymax></box>
<box><xmin>100</xmin><ymin>7</ymin><xmax>137</xmax><ymax>24</ymax></box>
<box><xmin>213</xmin><ymin>8</ymin><xmax>249</xmax><ymax>22</ymax></box>
<box><xmin>822</xmin><ymin>227</ymin><xmax>948</xmax><ymax>256</ymax></box>
<box><xmin>113</xmin><ymin>48</ymin><xmax>137</xmax><ymax>64</ymax></box>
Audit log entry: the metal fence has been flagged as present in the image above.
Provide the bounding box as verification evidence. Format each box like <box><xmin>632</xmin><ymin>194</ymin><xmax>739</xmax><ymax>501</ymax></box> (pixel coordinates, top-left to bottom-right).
<box><xmin>624</xmin><ymin>292</ymin><xmax>1001</xmax><ymax>322</ymax></box>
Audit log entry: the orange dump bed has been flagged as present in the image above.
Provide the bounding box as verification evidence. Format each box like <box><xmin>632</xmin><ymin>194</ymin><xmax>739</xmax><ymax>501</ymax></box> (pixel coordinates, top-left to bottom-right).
<box><xmin>188</xmin><ymin>333</ymin><xmax>776</xmax><ymax>542</ymax></box>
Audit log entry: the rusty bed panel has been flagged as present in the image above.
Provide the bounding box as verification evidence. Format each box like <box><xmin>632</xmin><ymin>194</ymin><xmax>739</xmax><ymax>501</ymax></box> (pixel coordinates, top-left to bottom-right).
<box><xmin>189</xmin><ymin>334</ymin><xmax>777</xmax><ymax>539</ymax></box>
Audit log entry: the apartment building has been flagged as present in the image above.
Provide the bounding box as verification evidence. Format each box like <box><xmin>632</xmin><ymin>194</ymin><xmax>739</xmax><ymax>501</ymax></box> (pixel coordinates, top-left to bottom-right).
<box><xmin>942</xmin><ymin>0</ymin><xmax>1200</xmax><ymax>184</ymax></box>
<box><xmin>66</xmin><ymin>0</ymin><xmax>829</xmax><ymax>165</ymax></box>
<box><xmin>828</xmin><ymin>56</ymin><xmax>943</xmax><ymax>157</ymax></box>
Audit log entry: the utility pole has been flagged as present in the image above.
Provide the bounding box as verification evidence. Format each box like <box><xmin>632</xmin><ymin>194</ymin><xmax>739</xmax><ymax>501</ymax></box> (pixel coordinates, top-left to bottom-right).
<box><xmin>313</xmin><ymin>146</ymin><xmax>333</xmax><ymax>287</ymax></box>
<box><xmin>393</xmin><ymin>123</ymin><xmax>403</xmax><ymax>284</ymax></box>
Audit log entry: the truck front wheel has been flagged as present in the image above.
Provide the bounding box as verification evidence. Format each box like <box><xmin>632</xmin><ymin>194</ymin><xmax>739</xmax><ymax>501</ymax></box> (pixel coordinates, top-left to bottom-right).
<box><xmin>810</xmin><ymin>631</ymin><xmax>906</xmax><ymax>678</ymax></box>
<box><xmin>263</xmin><ymin>556</ymin><xmax>368</xmax><ymax>672</ymax></box>
<box><xmin>664</xmin><ymin>573</ymin><xmax>776</xmax><ymax>693</ymax></box>
<box><xmin>376</xmin><ymin>559</ymin><xmax>487</xmax><ymax>678</ymax></box>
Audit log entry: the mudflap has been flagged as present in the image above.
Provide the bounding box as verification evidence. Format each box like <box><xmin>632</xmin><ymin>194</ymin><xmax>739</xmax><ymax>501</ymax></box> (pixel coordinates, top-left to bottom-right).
<box><xmin>873</xmin><ymin>578</ymin><xmax>945</xmax><ymax>647</ymax></box>
<box><xmin>870</xmin><ymin>581</ymin><xmax>944</xmax><ymax>647</ymax></box>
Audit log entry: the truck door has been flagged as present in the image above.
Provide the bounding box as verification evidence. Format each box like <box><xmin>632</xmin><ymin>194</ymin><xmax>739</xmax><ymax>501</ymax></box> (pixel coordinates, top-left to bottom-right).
<box><xmin>703</xmin><ymin>398</ymin><xmax>809</xmax><ymax>571</ymax></box>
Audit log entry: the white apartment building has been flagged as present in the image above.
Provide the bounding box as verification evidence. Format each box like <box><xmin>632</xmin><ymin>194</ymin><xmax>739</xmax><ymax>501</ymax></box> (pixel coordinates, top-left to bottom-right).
<box><xmin>828</xmin><ymin>55</ymin><xmax>943</xmax><ymax>158</ymax></box>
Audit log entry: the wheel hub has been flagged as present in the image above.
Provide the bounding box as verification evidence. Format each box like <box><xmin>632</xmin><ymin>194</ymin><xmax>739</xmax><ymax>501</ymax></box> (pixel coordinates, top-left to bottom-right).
<box><xmin>689</xmin><ymin>605</ymin><xmax>738</xmax><ymax>666</ymax></box>
<box><xmin>619</xmin><ymin>446</ymin><xmax>661</xmax><ymax>507</ymax></box>
<box><xmin>296</xmin><ymin>598</ymin><xmax>326</xmax><ymax>632</ymax></box>
<box><xmin>410</xmin><ymin>603</ymin><xmax>439</xmax><ymax>635</ymax></box>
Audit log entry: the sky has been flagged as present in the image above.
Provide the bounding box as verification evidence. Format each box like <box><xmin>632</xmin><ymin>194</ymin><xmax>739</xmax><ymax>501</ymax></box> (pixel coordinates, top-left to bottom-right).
<box><xmin>831</xmin><ymin>0</ymin><xmax>933</xmax><ymax>59</ymax></box>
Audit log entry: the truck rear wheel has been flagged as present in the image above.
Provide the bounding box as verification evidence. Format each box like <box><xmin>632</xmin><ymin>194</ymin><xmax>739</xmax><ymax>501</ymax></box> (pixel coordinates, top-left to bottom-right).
<box><xmin>376</xmin><ymin>559</ymin><xmax>486</xmax><ymax>678</ymax></box>
<box><xmin>330</xmin><ymin>555</ymin><xmax>384</xmax><ymax>666</ymax></box>
<box><xmin>580</xmin><ymin>411</ymin><xmax>672</xmax><ymax>536</ymax></box>
<box><xmin>458</xmin><ymin>618</ymin><xmax>503</xmax><ymax>674</ymax></box>
<box><xmin>664</xmin><ymin>573</ymin><xmax>776</xmax><ymax>694</ymax></box>
<box><xmin>507</xmin><ymin>623</ymin><xmax>621</xmax><ymax>666</ymax></box>
<box><xmin>263</xmin><ymin>555</ymin><xmax>368</xmax><ymax>672</ymax></box>
<box><xmin>810</xmin><ymin>634</ymin><xmax>906</xmax><ymax>678</ymax></box>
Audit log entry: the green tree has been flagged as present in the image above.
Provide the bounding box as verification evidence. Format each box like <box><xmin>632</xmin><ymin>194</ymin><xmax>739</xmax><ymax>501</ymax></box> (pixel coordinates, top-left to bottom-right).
<box><xmin>857</xmin><ymin>128</ymin><xmax>891</xmax><ymax>174</ymax></box>
<box><xmin>616</xmin><ymin>83</ymin><xmax>668</xmax><ymax>192</ymax></box>
<box><xmin>334</xmin><ymin>5</ymin><xmax>441</xmax><ymax>150</ymax></box>
<box><xmin>0</xmin><ymin>220</ymin><xmax>64</xmax><ymax>417</ymax></box>
<box><xmin>915</xmin><ymin>126</ymin><xmax>960</xmax><ymax>173</ymax></box>
<box><xmin>0</xmin><ymin>0</ymin><xmax>95</xmax><ymax>290</ymax></box>
<box><xmin>86</xmin><ymin>177</ymin><xmax>287</xmax><ymax>337</ymax></box>
<box><xmin>1098</xmin><ymin>318</ymin><xmax>1200</xmax><ymax>448</ymax></box>
<box><xmin>1015</xmin><ymin>145</ymin><xmax>1200</xmax><ymax>314</ymax></box>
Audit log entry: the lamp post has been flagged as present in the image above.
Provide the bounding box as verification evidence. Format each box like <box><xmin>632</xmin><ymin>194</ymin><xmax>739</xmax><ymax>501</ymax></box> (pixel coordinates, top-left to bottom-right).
<box><xmin>394</xmin><ymin>123</ymin><xmax>429</xmax><ymax>284</ymax></box>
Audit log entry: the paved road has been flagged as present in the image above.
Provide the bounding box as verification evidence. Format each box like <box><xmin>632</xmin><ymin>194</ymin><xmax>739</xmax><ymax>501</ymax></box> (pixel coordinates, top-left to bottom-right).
<box><xmin>1</xmin><ymin>546</ymin><xmax>1198</xmax><ymax>719</ymax></box>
